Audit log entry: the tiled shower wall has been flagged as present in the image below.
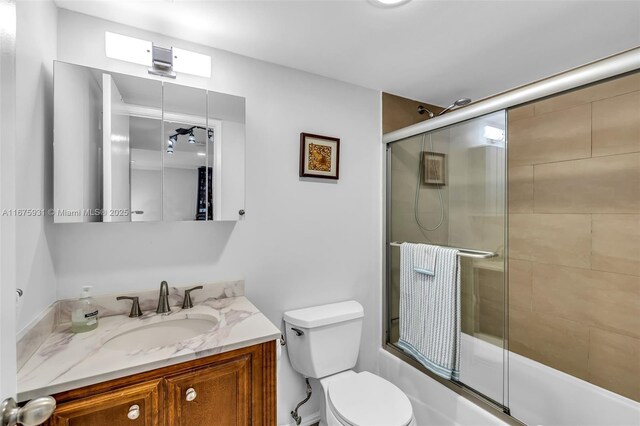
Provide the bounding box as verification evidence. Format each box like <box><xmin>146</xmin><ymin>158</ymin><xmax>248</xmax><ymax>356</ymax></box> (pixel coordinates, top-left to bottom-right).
<box><xmin>508</xmin><ymin>72</ymin><xmax>640</xmax><ymax>401</ymax></box>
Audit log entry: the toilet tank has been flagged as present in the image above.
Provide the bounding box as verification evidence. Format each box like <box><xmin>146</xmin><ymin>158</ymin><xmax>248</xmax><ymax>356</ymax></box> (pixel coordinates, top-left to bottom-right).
<box><xmin>284</xmin><ymin>301</ymin><xmax>364</xmax><ymax>379</ymax></box>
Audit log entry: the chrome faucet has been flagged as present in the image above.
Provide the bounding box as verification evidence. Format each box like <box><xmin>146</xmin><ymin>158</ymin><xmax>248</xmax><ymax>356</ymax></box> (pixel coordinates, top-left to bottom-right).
<box><xmin>156</xmin><ymin>281</ymin><xmax>171</xmax><ymax>314</ymax></box>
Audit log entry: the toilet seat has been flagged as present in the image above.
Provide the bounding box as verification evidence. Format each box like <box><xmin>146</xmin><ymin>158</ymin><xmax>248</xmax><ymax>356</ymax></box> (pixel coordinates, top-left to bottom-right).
<box><xmin>327</xmin><ymin>372</ymin><xmax>413</xmax><ymax>426</ymax></box>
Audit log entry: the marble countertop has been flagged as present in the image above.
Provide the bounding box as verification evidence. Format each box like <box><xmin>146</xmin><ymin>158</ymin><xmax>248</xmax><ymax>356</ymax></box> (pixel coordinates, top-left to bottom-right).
<box><xmin>17</xmin><ymin>295</ymin><xmax>280</xmax><ymax>402</ymax></box>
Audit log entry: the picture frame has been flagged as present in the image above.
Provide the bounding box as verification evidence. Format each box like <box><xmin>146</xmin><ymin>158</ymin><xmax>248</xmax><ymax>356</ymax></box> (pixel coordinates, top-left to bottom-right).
<box><xmin>423</xmin><ymin>152</ymin><xmax>446</xmax><ymax>186</ymax></box>
<box><xmin>299</xmin><ymin>132</ymin><xmax>340</xmax><ymax>180</ymax></box>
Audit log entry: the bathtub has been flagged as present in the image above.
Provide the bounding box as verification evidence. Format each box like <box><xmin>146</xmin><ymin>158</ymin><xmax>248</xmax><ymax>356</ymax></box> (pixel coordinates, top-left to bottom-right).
<box><xmin>377</xmin><ymin>347</ymin><xmax>508</xmax><ymax>426</ymax></box>
<box><xmin>459</xmin><ymin>333</ymin><xmax>640</xmax><ymax>426</ymax></box>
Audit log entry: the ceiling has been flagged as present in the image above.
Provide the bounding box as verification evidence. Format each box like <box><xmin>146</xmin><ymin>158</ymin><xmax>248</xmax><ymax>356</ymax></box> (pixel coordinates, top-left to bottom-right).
<box><xmin>55</xmin><ymin>0</ymin><xmax>640</xmax><ymax>106</ymax></box>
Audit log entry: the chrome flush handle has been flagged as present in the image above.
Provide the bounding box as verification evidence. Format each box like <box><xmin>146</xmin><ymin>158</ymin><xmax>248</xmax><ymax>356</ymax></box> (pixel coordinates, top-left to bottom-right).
<box><xmin>185</xmin><ymin>388</ymin><xmax>197</xmax><ymax>402</ymax></box>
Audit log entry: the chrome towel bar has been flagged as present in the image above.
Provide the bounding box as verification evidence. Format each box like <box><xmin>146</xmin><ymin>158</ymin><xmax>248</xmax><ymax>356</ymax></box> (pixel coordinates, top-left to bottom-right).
<box><xmin>388</xmin><ymin>242</ymin><xmax>498</xmax><ymax>259</ymax></box>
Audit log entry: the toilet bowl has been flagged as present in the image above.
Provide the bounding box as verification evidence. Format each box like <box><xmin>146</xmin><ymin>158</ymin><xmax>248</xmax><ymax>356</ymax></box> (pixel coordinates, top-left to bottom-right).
<box><xmin>284</xmin><ymin>301</ymin><xmax>416</xmax><ymax>426</ymax></box>
<box><xmin>320</xmin><ymin>370</ymin><xmax>416</xmax><ymax>426</ymax></box>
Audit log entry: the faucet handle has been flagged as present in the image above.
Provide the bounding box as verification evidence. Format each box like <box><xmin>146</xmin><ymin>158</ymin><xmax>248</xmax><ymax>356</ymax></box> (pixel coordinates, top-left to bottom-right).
<box><xmin>182</xmin><ymin>286</ymin><xmax>203</xmax><ymax>309</ymax></box>
<box><xmin>116</xmin><ymin>296</ymin><xmax>143</xmax><ymax>318</ymax></box>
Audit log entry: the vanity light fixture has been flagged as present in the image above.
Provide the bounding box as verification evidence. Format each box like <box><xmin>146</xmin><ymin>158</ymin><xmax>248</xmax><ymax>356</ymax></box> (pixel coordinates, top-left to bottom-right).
<box><xmin>105</xmin><ymin>32</ymin><xmax>212</xmax><ymax>78</ymax></box>
<box><xmin>105</xmin><ymin>32</ymin><xmax>151</xmax><ymax>66</ymax></box>
<box><xmin>173</xmin><ymin>47</ymin><xmax>212</xmax><ymax>78</ymax></box>
<box><xmin>483</xmin><ymin>126</ymin><xmax>505</xmax><ymax>142</ymax></box>
<box><xmin>188</xmin><ymin>131</ymin><xmax>196</xmax><ymax>144</ymax></box>
<box><xmin>148</xmin><ymin>44</ymin><xmax>176</xmax><ymax>79</ymax></box>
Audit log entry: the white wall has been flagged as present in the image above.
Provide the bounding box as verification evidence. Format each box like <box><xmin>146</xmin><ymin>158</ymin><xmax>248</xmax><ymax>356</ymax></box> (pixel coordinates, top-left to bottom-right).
<box><xmin>15</xmin><ymin>0</ymin><xmax>58</xmax><ymax>332</ymax></box>
<box><xmin>53</xmin><ymin>10</ymin><xmax>382</xmax><ymax>424</ymax></box>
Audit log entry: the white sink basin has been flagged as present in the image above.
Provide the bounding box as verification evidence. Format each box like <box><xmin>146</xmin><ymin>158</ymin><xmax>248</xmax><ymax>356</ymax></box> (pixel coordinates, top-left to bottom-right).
<box><xmin>103</xmin><ymin>316</ymin><xmax>218</xmax><ymax>352</ymax></box>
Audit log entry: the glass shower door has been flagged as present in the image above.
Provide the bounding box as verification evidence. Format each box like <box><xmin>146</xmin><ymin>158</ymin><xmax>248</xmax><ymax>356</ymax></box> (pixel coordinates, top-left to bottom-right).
<box><xmin>386</xmin><ymin>110</ymin><xmax>507</xmax><ymax>407</ymax></box>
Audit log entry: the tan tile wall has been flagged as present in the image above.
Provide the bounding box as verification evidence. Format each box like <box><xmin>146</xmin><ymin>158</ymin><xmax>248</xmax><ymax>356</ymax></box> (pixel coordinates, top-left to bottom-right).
<box><xmin>382</xmin><ymin>92</ymin><xmax>443</xmax><ymax>134</ymax></box>
<box><xmin>508</xmin><ymin>72</ymin><xmax>640</xmax><ymax>402</ymax></box>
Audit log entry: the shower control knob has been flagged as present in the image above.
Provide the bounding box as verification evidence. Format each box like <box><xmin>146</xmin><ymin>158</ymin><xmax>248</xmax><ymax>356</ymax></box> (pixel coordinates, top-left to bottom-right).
<box><xmin>238</xmin><ymin>209</ymin><xmax>245</xmax><ymax>216</ymax></box>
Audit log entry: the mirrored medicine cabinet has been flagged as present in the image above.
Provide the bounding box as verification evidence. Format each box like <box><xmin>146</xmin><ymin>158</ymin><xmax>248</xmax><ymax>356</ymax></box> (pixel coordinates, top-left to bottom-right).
<box><xmin>53</xmin><ymin>61</ymin><xmax>245</xmax><ymax>223</ymax></box>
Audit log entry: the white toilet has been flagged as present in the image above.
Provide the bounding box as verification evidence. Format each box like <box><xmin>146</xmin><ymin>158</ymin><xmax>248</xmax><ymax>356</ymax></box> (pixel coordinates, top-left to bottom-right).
<box><xmin>284</xmin><ymin>300</ymin><xmax>416</xmax><ymax>426</ymax></box>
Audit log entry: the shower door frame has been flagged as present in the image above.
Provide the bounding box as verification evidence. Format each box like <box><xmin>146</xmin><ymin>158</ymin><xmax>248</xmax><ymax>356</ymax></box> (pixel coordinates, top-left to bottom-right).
<box><xmin>383</xmin><ymin>122</ymin><xmax>514</xmax><ymax>423</ymax></box>
<box><xmin>381</xmin><ymin>47</ymin><xmax>640</xmax><ymax>425</ymax></box>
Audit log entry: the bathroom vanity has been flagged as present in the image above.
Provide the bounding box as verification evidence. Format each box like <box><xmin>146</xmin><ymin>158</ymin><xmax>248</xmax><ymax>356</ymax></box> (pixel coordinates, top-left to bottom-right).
<box><xmin>44</xmin><ymin>341</ymin><xmax>276</xmax><ymax>425</ymax></box>
<box><xmin>16</xmin><ymin>281</ymin><xmax>279</xmax><ymax>426</ymax></box>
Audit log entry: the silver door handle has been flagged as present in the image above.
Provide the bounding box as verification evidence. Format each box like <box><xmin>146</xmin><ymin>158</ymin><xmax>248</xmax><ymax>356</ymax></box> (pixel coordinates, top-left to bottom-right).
<box><xmin>1</xmin><ymin>396</ymin><xmax>56</xmax><ymax>426</ymax></box>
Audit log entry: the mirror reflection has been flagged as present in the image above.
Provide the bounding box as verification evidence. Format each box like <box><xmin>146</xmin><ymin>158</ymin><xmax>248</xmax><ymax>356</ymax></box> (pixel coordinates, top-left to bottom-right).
<box><xmin>53</xmin><ymin>61</ymin><xmax>245</xmax><ymax>223</ymax></box>
<box><xmin>162</xmin><ymin>83</ymin><xmax>208</xmax><ymax>221</ymax></box>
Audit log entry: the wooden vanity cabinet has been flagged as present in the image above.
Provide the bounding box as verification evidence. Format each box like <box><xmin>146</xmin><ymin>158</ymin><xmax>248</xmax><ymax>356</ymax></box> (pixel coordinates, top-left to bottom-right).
<box><xmin>45</xmin><ymin>341</ymin><xmax>276</xmax><ymax>426</ymax></box>
<box><xmin>165</xmin><ymin>355</ymin><xmax>251</xmax><ymax>425</ymax></box>
<box><xmin>46</xmin><ymin>379</ymin><xmax>162</xmax><ymax>426</ymax></box>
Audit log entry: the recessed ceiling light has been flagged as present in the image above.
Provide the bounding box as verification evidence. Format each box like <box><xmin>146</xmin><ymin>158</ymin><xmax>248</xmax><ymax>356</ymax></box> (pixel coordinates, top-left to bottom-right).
<box><xmin>369</xmin><ymin>0</ymin><xmax>411</xmax><ymax>7</ymax></box>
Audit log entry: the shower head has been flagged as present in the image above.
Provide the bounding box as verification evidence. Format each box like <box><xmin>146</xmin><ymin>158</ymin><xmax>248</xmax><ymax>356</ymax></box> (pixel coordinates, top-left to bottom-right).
<box><xmin>437</xmin><ymin>98</ymin><xmax>472</xmax><ymax>116</ymax></box>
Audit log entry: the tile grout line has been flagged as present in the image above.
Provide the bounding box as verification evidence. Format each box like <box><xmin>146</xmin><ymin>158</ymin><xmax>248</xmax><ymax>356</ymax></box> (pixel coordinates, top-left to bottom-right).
<box><xmin>509</xmin><ymin>149</ymin><xmax>640</xmax><ymax>169</ymax></box>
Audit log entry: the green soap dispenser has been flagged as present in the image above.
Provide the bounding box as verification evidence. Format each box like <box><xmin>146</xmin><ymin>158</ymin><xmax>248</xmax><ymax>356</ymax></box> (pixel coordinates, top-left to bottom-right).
<box><xmin>71</xmin><ymin>286</ymin><xmax>99</xmax><ymax>333</ymax></box>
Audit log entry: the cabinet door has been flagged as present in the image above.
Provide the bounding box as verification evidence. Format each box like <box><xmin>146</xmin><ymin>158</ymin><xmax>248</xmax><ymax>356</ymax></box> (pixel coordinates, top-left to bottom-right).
<box><xmin>46</xmin><ymin>379</ymin><xmax>162</xmax><ymax>426</ymax></box>
<box><xmin>165</xmin><ymin>354</ymin><xmax>251</xmax><ymax>426</ymax></box>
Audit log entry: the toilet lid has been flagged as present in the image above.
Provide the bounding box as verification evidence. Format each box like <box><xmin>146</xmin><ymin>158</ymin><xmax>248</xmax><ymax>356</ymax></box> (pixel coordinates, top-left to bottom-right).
<box><xmin>328</xmin><ymin>372</ymin><xmax>413</xmax><ymax>426</ymax></box>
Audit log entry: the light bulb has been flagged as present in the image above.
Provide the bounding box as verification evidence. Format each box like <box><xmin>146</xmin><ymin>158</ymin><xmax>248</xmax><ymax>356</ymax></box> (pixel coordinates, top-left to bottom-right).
<box><xmin>188</xmin><ymin>131</ymin><xmax>196</xmax><ymax>144</ymax></box>
<box><xmin>167</xmin><ymin>136</ymin><xmax>176</xmax><ymax>154</ymax></box>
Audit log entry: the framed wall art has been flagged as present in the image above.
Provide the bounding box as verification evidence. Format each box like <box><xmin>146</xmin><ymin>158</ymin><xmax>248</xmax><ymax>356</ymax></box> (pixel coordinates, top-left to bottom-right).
<box><xmin>423</xmin><ymin>151</ymin><xmax>446</xmax><ymax>186</ymax></box>
<box><xmin>299</xmin><ymin>132</ymin><xmax>340</xmax><ymax>180</ymax></box>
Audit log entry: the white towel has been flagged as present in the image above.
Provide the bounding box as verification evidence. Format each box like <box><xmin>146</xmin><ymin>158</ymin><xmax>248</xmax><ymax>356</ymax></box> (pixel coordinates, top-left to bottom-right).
<box><xmin>413</xmin><ymin>243</ymin><xmax>437</xmax><ymax>276</ymax></box>
<box><xmin>398</xmin><ymin>243</ymin><xmax>461</xmax><ymax>380</ymax></box>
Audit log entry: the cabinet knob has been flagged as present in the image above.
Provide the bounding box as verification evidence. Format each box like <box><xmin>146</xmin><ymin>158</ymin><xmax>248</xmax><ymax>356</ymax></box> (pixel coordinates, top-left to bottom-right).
<box><xmin>185</xmin><ymin>388</ymin><xmax>197</xmax><ymax>402</ymax></box>
<box><xmin>127</xmin><ymin>404</ymin><xmax>140</xmax><ymax>420</ymax></box>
